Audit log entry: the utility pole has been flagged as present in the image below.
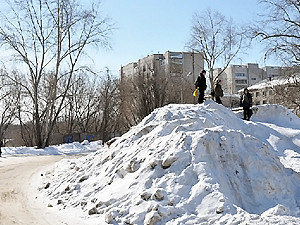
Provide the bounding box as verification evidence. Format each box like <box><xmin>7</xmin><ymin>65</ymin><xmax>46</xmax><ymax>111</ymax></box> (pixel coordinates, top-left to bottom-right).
<box><xmin>192</xmin><ymin>51</ymin><xmax>195</xmax><ymax>83</ymax></box>
<box><xmin>191</xmin><ymin>52</ymin><xmax>196</xmax><ymax>104</ymax></box>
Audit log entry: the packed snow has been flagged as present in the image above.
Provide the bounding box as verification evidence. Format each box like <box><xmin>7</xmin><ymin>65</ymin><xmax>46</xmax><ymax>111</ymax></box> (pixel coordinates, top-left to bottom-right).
<box><xmin>2</xmin><ymin>101</ymin><xmax>300</xmax><ymax>224</ymax></box>
<box><xmin>1</xmin><ymin>140</ymin><xmax>101</xmax><ymax>156</ymax></box>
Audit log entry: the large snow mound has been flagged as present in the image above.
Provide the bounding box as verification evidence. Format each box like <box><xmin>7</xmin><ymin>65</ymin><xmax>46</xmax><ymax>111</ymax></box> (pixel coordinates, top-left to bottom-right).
<box><xmin>40</xmin><ymin>101</ymin><xmax>300</xmax><ymax>224</ymax></box>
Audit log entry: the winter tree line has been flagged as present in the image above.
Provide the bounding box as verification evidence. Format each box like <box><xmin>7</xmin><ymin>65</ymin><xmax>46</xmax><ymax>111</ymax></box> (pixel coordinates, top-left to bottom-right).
<box><xmin>0</xmin><ymin>0</ymin><xmax>299</xmax><ymax>148</ymax></box>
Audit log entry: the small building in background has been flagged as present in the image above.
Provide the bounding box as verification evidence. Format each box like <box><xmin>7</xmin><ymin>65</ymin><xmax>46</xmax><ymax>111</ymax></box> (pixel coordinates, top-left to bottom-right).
<box><xmin>239</xmin><ymin>74</ymin><xmax>300</xmax><ymax>114</ymax></box>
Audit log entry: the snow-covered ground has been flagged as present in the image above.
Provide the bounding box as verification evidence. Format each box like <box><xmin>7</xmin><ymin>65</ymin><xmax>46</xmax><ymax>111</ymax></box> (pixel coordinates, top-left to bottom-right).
<box><xmin>2</xmin><ymin>100</ymin><xmax>300</xmax><ymax>224</ymax></box>
<box><xmin>1</xmin><ymin>140</ymin><xmax>101</xmax><ymax>156</ymax></box>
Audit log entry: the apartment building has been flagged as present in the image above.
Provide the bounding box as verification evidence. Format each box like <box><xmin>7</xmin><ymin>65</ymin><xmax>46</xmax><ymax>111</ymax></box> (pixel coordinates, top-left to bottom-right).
<box><xmin>120</xmin><ymin>51</ymin><xmax>204</xmax><ymax>88</ymax></box>
<box><xmin>216</xmin><ymin>64</ymin><xmax>282</xmax><ymax>94</ymax></box>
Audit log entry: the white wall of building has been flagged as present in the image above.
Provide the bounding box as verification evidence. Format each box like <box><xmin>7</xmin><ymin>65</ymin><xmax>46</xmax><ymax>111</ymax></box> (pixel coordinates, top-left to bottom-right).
<box><xmin>214</xmin><ymin>63</ymin><xmax>282</xmax><ymax>95</ymax></box>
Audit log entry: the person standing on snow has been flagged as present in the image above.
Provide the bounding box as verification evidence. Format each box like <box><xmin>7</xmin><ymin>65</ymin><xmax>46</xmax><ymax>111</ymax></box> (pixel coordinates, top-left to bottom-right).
<box><xmin>214</xmin><ymin>80</ymin><xmax>224</xmax><ymax>104</ymax></box>
<box><xmin>195</xmin><ymin>70</ymin><xmax>207</xmax><ymax>104</ymax></box>
<box><xmin>240</xmin><ymin>88</ymin><xmax>253</xmax><ymax>120</ymax></box>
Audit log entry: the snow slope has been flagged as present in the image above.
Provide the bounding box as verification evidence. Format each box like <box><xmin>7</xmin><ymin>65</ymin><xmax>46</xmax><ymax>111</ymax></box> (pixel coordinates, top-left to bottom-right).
<box><xmin>39</xmin><ymin>101</ymin><xmax>300</xmax><ymax>224</ymax></box>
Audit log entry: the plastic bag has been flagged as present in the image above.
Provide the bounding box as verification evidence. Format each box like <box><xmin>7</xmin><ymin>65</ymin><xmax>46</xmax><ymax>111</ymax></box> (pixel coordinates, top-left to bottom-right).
<box><xmin>193</xmin><ymin>88</ymin><xmax>199</xmax><ymax>97</ymax></box>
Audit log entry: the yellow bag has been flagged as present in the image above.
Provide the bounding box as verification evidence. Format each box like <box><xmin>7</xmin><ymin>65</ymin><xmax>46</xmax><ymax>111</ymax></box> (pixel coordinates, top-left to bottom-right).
<box><xmin>193</xmin><ymin>88</ymin><xmax>199</xmax><ymax>97</ymax></box>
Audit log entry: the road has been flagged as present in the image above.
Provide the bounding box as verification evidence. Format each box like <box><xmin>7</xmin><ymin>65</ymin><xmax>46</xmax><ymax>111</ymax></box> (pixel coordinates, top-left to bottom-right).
<box><xmin>0</xmin><ymin>155</ymin><xmax>68</xmax><ymax>225</ymax></box>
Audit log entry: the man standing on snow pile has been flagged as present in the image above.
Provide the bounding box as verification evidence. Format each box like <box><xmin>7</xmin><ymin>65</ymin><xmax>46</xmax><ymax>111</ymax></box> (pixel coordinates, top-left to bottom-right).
<box><xmin>214</xmin><ymin>79</ymin><xmax>224</xmax><ymax>104</ymax></box>
<box><xmin>240</xmin><ymin>88</ymin><xmax>253</xmax><ymax>121</ymax></box>
<box><xmin>195</xmin><ymin>70</ymin><xmax>207</xmax><ymax>104</ymax></box>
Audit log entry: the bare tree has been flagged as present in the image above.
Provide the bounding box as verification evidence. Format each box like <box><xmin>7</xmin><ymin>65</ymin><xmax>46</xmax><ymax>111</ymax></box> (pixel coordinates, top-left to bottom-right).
<box><xmin>98</xmin><ymin>70</ymin><xmax>121</xmax><ymax>142</ymax></box>
<box><xmin>119</xmin><ymin>62</ymin><xmax>170</xmax><ymax>133</ymax></box>
<box><xmin>187</xmin><ymin>9</ymin><xmax>248</xmax><ymax>90</ymax></box>
<box><xmin>59</xmin><ymin>68</ymin><xmax>121</xmax><ymax>143</ymax></box>
<box><xmin>251</xmin><ymin>0</ymin><xmax>299</xmax><ymax>113</ymax></box>
<box><xmin>119</xmin><ymin>77</ymin><xmax>136</xmax><ymax>133</ymax></box>
<box><xmin>67</xmin><ymin>69</ymin><xmax>120</xmax><ymax>142</ymax></box>
<box><xmin>0</xmin><ymin>69</ymin><xmax>19</xmax><ymax>148</ymax></box>
<box><xmin>63</xmin><ymin>72</ymin><xmax>101</xmax><ymax>134</ymax></box>
<box><xmin>273</xmin><ymin>72</ymin><xmax>300</xmax><ymax>113</ymax></box>
<box><xmin>0</xmin><ymin>0</ymin><xmax>113</xmax><ymax>148</ymax></box>
<box><xmin>253</xmin><ymin>0</ymin><xmax>300</xmax><ymax>66</ymax></box>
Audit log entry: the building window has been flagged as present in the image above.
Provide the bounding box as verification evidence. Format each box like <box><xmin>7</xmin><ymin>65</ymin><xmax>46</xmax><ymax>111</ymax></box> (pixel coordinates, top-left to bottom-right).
<box><xmin>170</xmin><ymin>53</ymin><xmax>183</xmax><ymax>65</ymax></box>
<box><xmin>269</xmin><ymin>90</ymin><xmax>273</xmax><ymax>95</ymax></box>
<box><xmin>256</xmin><ymin>92</ymin><xmax>260</xmax><ymax>97</ymax></box>
<box><xmin>235</xmin><ymin>73</ymin><xmax>246</xmax><ymax>77</ymax></box>
<box><xmin>170</xmin><ymin>63</ymin><xmax>183</xmax><ymax>73</ymax></box>
<box><xmin>251</xmin><ymin>78</ymin><xmax>257</xmax><ymax>80</ymax></box>
<box><xmin>263</xmin><ymin>100</ymin><xmax>267</xmax><ymax>104</ymax></box>
<box><xmin>235</xmin><ymin>80</ymin><xmax>247</xmax><ymax>84</ymax></box>
<box><xmin>157</xmin><ymin>58</ymin><xmax>165</xmax><ymax>66</ymax></box>
<box><xmin>171</xmin><ymin>58</ymin><xmax>183</xmax><ymax>64</ymax></box>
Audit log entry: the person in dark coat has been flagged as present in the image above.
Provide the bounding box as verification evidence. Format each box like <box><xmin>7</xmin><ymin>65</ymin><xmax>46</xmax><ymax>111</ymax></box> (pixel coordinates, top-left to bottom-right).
<box><xmin>214</xmin><ymin>80</ymin><xmax>223</xmax><ymax>104</ymax></box>
<box><xmin>240</xmin><ymin>88</ymin><xmax>253</xmax><ymax>120</ymax></box>
<box><xmin>195</xmin><ymin>70</ymin><xmax>207</xmax><ymax>104</ymax></box>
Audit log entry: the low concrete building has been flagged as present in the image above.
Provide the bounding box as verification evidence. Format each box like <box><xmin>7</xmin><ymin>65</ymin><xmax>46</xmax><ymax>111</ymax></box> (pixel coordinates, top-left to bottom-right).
<box><xmin>241</xmin><ymin>74</ymin><xmax>300</xmax><ymax>114</ymax></box>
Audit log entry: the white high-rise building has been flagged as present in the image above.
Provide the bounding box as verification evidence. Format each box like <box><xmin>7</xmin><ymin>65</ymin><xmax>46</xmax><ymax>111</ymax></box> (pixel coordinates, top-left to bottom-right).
<box><xmin>120</xmin><ymin>51</ymin><xmax>204</xmax><ymax>85</ymax></box>
<box><xmin>215</xmin><ymin>64</ymin><xmax>282</xmax><ymax>94</ymax></box>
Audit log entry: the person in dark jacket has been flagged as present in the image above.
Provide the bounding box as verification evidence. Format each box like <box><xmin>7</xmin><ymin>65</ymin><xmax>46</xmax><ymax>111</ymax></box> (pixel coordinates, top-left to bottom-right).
<box><xmin>214</xmin><ymin>80</ymin><xmax>223</xmax><ymax>104</ymax></box>
<box><xmin>195</xmin><ymin>70</ymin><xmax>207</xmax><ymax>104</ymax></box>
<box><xmin>240</xmin><ymin>88</ymin><xmax>253</xmax><ymax>120</ymax></box>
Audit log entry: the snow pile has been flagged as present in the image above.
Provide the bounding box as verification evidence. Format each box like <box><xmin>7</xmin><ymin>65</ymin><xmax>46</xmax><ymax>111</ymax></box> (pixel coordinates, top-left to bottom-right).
<box><xmin>251</xmin><ymin>104</ymin><xmax>300</xmax><ymax>128</ymax></box>
<box><xmin>1</xmin><ymin>140</ymin><xmax>101</xmax><ymax>156</ymax></box>
<box><xmin>39</xmin><ymin>101</ymin><xmax>300</xmax><ymax>224</ymax></box>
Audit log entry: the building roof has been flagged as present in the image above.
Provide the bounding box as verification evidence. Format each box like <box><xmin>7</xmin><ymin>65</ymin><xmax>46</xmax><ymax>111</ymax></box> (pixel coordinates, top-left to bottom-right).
<box><xmin>238</xmin><ymin>74</ymin><xmax>300</xmax><ymax>93</ymax></box>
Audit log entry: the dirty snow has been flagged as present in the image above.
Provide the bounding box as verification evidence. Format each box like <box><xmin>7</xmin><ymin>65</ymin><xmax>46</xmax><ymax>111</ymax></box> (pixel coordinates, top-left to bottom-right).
<box><xmin>31</xmin><ymin>100</ymin><xmax>300</xmax><ymax>225</ymax></box>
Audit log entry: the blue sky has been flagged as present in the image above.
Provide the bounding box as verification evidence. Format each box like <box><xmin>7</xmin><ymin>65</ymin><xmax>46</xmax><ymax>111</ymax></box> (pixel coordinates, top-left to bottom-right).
<box><xmin>92</xmin><ymin>0</ymin><xmax>276</xmax><ymax>75</ymax></box>
<box><xmin>0</xmin><ymin>0</ymin><xmax>277</xmax><ymax>76</ymax></box>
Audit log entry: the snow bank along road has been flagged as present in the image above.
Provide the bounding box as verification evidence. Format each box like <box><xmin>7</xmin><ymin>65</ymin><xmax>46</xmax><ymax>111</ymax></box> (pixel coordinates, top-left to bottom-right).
<box><xmin>0</xmin><ymin>155</ymin><xmax>66</xmax><ymax>225</ymax></box>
